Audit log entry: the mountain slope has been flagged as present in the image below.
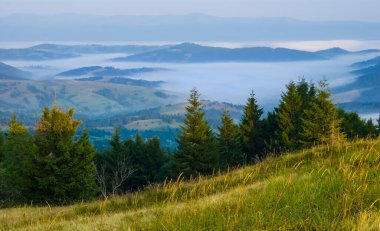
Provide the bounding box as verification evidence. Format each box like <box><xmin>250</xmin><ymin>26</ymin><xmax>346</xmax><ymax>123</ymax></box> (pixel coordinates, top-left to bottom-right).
<box><xmin>56</xmin><ymin>66</ymin><xmax>169</xmax><ymax>77</ymax></box>
<box><xmin>0</xmin><ymin>62</ymin><xmax>29</xmax><ymax>79</ymax></box>
<box><xmin>0</xmin><ymin>44</ymin><xmax>165</xmax><ymax>61</ymax></box>
<box><xmin>351</xmin><ymin>56</ymin><xmax>380</xmax><ymax>68</ymax></box>
<box><xmin>113</xmin><ymin>43</ymin><xmax>326</xmax><ymax>63</ymax></box>
<box><xmin>0</xmin><ymin>79</ymin><xmax>179</xmax><ymax>114</ymax></box>
<box><xmin>1</xmin><ymin>140</ymin><xmax>379</xmax><ymax>230</ymax></box>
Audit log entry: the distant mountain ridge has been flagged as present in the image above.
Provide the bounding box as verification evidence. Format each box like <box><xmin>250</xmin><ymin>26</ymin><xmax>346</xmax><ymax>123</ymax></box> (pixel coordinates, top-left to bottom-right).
<box><xmin>0</xmin><ymin>42</ymin><xmax>378</xmax><ymax>62</ymax></box>
<box><xmin>1</xmin><ymin>14</ymin><xmax>380</xmax><ymax>41</ymax></box>
<box><xmin>351</xmin><ymin>56</ymin><xmax>380</xmax><ymax>68</ymax></box>
<box><xmin>112</xmin><ymin>43</ymin><xmax>380</xmax><ymax>63</ymax></box>
<box><xmin>0</xmin><ymin>44</ymin><xmax>165</xmax><ymax>61</ymax></box>
<box><xmin>56</xmin><ymin>66</ymin><xmax>169</xmax><ymax>77</ymax></box>
<box><xmin>334</xmin><ymin>56</ymin><xmax>380</xmax><ymax>113</ymax></box>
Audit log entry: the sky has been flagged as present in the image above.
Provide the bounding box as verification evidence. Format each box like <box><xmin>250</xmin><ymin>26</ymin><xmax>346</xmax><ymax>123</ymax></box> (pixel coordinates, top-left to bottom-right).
<box><xmin>0</xmin><ymin>0</ymin><xmax>379</xmax><ymax>22</ymax></box>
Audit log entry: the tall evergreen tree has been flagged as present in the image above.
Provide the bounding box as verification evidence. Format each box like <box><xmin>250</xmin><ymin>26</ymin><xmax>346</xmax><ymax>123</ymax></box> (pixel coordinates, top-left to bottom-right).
<box><xmin>376</xmin><ymin>115</ymin><xmax>380</xmax><ymax>134</ymax></box>
<box><xmin>296</xmin><ymin>78</ymin><xmax>316</xmax><ymax>109</ymax></box>
<box><xmin>175</xmin><ymin>88</ymin><xmax>219</xmax><ymax>177</ymax></box>
<box><xmin>262</xmin><ymin>110</ymin><xmax>281</xmax><ymax>153</ymax></box>
<box><xmin>96</xmin><ymin>127</ymin><xmax>134</xmax><ymax>196</ymax></box>
<box><xmin>217</xmin><ymin>109</ymin><xmax>244</xmax><ymax>168</ymax></box>
<box><xmin>0</xmin><ymin>115</ymin><xmax>35</xmax><ymax>203</ymax></box>
<box><xmin>32</xmin><ymin>103</ymin><xmax>97</xmax><ymax>203</ymax></box>
<box><xmin>301</xmin><ymin>81</ymin><xmax>341</xmax><ymax>146</ymax></box>
<box><xmin>277</xmin><ymin>81</ymin><xmax>303</xmax><ymax>150</ymax></box>
<box><xmin>240</xmin><ymin>92</ymin><xmax>265</xmax><ymax>162</ymax></box>
<box><xmin>144</xmin><ymin>137</ymin><xmax>166</xmax><ymax>182</ymax></box>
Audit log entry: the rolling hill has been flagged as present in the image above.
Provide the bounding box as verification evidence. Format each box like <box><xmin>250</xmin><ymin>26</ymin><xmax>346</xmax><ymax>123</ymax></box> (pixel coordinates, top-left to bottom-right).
<box><xmin>112</xmin><ymin>43</ymin><xmax>379</xmax><ymax>63</ymax></box>
<box><xmin>113</xmin><ymin>43</ymin><xmax>325</xmax><ymax>63</ymax></box>
<box><xmin>1</xmin><ymin>140</ymin><xmax>379</xmax><ymax>230</ymax></box>
<box><xmin>0</xmin><ymin>44</ymin><xmax>165</xmax><ymax>61</ymax></box>
<box><xmin>0</xmin><ymin>62</ymin><xmax>29</xmax><ymax>80</ymax></box>
<box><xmin>334</xmin><ymin>56</ymin><xmax>380</xmax><ymax>113</ymax></box>
<box><xmin>56</xmin><ymin>66</ymin><xmax>169</xmax><ymax>78</ymax></box>
<box><xmin>0</xmin><ymin>79</ymin><xmax>179</xmax><ymax>115</ymax></box>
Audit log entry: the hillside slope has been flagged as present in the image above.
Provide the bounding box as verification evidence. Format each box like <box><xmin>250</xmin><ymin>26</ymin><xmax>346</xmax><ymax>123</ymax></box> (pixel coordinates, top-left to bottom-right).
<box><xmin>0</xmin><ymin>62</ymin><xmax>29</xmax><ymax>80</ymax></box>
<box><xmin>1</xmin><ymin>140</ymin><xmax>379</xmax><ymax>230</ymax></box>
<box><xmin>113</xmin><ymin>43</ymin><xmax>325</xmax><ymax>62</ymax></box>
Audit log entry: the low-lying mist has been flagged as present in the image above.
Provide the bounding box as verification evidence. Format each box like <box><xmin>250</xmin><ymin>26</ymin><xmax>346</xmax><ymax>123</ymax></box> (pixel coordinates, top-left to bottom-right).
<box><xmin>2</xmin><ymin>41</ymin><xmax>380</xmax><ymax>111</ymax></box>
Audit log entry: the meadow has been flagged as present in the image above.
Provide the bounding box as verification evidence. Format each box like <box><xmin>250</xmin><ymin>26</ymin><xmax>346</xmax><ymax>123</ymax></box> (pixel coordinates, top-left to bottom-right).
<box><xmin>1</xmin><ymin>139</ymin><xmax>379</xmax><ymax>230</ymax></box>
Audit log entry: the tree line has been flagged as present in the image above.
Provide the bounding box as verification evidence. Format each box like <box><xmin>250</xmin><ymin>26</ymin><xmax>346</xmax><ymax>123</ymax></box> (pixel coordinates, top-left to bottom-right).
<box><xmin>0</xmin><ymin>79</ymin><xmax>379</xmax><ymax>206</ymax></box>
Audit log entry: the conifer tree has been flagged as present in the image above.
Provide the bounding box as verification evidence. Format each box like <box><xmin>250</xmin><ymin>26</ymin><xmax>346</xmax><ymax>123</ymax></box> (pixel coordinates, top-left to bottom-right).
<box><xmin>262</xmin><ymin>110</ymin><xmax>281</xmax><ymax>153</ymax></box>
<box><xmin>96</xmin><ymin>127</ymin><xmax>135</xmax><ymax>195</ymax></box>
<box><xmin>32</xmin><ymin>103</ymin><xmax>97</xmax><ymax>203</ymax></box>
<box><xmin>144</xmin><ymin>137</ymin><xmax>166</xmax><ymax>182</ymax></box>
<box><xmin>175</xmin><ymin>88</ymin><xmax>218</xmax><ymax>177</ymax></box>
<box><xmin>296</xmin><ymin>78</ymin><xmax>316</xmax><ymax>109</ymax></box>
<box><xmin>277</xmin><ymin>82</ymin><xmax>303</xmax><ymax>149</ymax></box>
<box><xmin>240</xmin><ymin>92</ymin><xmax>265</xmax><ymax>162</ymax></box>
<box><xmin>1</xmin><ymin>115</ymin><xmax>35</xmax><ymax>203</ymax></box>
<box><xmin>217</xmin><ymin>109</ymin><xmax>244</xmax><ymax>168</ymax></box>
<box><xmin>301</xmin><ymin>81</ymin><xmax>341</xmax><ymax>146</ymax></box>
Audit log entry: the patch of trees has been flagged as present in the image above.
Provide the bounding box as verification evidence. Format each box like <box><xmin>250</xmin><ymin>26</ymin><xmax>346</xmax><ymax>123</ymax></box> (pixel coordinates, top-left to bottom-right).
<box><xmin>0</xmin><ymin>80</ymin><xmax>379</xmax><ymax>207</ymax></box>
<box><xmin>0</xmin><ymin>104</ymin><xmax>97</xmax><ymax>206</ymax></box>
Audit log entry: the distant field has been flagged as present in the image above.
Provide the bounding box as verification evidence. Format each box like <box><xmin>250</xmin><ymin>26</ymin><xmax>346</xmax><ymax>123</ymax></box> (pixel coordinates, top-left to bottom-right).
<box><xmin>0</xmin><ymin>79</ymin><xmax>179</xmax><ymax>115</ymax></box>
<box><xmin>1</xmin><ymin>139</ymin><xmax>379</xmax><ymax>230</ymax></box>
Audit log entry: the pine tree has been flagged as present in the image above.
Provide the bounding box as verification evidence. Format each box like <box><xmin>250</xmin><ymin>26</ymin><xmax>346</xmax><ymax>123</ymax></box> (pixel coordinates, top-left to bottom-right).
<box><xmin>144</xmin><ymin>137</ymin><xmax>166</xmax><ymax>182</ymax></box>
<box><xmin>376</xmin><ymin>115</ymin><xmax>380</xmax><ymax>135</ymax></box>
<box><xmin>364</xmin><ymin>119</ymin><xmax>378</xmax><ymax>138</ymax></box>
<box><xmin>96</xmin><ymin>127</ymin><xmax>135</xmax><ymax>196</ymax></box>
<box><xmin>32</xmin><ymin>103</ymin><xmax>97</xmax><ymax>203</ymax></box>
<box><xmin>1</xmin><ymin>115</ymin><xmax>35</xmax><ymax>203</ymax></box>
<box><xmin>262</xmin><ymin>110</ymin><xmax>281</xmax><ymax>153</ymax></box>
<box><xmin>301</xmin><ymin>81</ymin><xmax>341</xmax><ymax>146</ymax></box>
<box><xmin>277</xmin><ymin>81</ymin><xmax>303</xmax><ymax>150</ymax></box>
<box><xmin>240</xmin><ymin>91</ymin><xmax>265</xmax><ymax>162</ymax></box>
<box><xmin>296</xmin><ymin>78</ymin><xmax>316</xmax><ymax>109</ymax></box>
<box><xmin>175</xmin><ymin>88</ymin><xmax>219</xmax><ymax>177</ymax></box>
<box><xmin>217</xmin><ymin>109</ymin><xmax>244</xmax><ymax>168</ymax></box>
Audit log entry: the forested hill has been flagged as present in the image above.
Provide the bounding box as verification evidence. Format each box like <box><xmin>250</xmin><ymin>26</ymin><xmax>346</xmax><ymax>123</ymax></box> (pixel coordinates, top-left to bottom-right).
<box><xmin>112</xmin><ymin>43</ymin><xmax>379</xmax><ymax>63</ymax></box>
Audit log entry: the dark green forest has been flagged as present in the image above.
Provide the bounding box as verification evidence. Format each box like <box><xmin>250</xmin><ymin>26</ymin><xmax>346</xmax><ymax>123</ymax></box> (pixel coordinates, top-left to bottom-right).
<box><xmin>0</xmin><ymin>80</ymin><xmax>379</xmax><ymax>207</ymax></box>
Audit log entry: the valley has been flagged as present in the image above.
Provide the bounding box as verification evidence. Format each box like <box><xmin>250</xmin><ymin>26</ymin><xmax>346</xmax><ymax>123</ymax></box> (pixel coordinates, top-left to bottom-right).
<box><xmin>1</xmin><ymin>41</ymin><xmax>380</xmax><ymax>150</ymax></box>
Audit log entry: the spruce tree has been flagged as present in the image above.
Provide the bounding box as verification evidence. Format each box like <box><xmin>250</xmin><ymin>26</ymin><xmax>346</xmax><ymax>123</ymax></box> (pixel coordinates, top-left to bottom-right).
<box><xmin>301</xmin><ymin>81</ymin><xmax>341</xmax><ymax>146</ymax></box>
<box><xmin>32</xmin><ymin>103</ymin><xmax>97</xmax><ymax>203</ymax></box>
<box><xmin>175</xmin><ymin>88</ymin><xmax>218</xmax><ymax>177</ymax></box>
<box><xmin>262</xmin><ymin>110</ymin><xmax>281</xmax><ymax>153</ymax></box>
<box><xmin>240</xmin><ymin>91</ymin><xmax>265</xmax><ymax>162</ymax></box>
<box><xmin>1</xmin><ymin>115</ymin><xmax>35</xmax><ymax>203</ymax></box>
<box><xmin>277</xmin><ymin>81</ymin><xmax>303</xmax><ymax>150</ymax></box>
<box><xmin>144</xmin><ymin>137</ymin><xmax>166</xmax><ymax>182</ymax></box>
<box><xmin>217</xmin><ymin>109</ymin><xmax>244</xmax><ymax>168</ymax></box>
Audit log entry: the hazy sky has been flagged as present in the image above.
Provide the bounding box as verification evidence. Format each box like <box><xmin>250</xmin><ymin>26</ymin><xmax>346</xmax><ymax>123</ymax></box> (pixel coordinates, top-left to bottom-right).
<box><xmin>0</xmin><ymin>0</ymin><xmax>379</xmax><ymax>22</ymax></box>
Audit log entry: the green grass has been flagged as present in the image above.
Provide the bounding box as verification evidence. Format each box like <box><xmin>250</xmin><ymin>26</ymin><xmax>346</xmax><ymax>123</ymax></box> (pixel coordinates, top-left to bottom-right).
<box><xmin>1</xmin><ymin>139</ymin><xmax>380</xmax><ymax>230</ymax></box>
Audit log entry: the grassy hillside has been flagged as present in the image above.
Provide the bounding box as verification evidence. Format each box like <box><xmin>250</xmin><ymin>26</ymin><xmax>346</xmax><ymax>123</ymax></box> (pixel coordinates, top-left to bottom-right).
<box><xmin>0</xmin><ymin>79</ymin><xmax>179</xmax><ymax>115</ymax></box>
<box><xmin>1</xmin><ymin>139</ymin><xmax>380</xmax><ymax>230</ymax></box>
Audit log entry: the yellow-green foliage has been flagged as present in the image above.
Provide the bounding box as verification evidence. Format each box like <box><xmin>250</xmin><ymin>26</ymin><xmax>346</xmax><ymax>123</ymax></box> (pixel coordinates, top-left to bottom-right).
<box><xmin>1</xmin><ymin>139</ymin><xmax>380</xmax><ymax>230</ymax></box>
